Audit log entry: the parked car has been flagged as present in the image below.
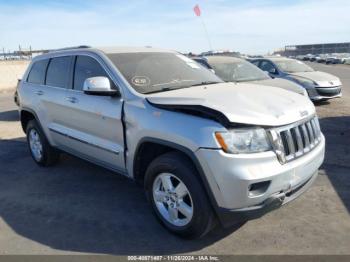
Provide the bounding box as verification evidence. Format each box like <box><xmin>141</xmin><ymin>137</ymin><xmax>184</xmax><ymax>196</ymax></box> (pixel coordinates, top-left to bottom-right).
<box><xmin>250</xmin><ymin>57</ymin><xmax>342</xmax><ymax>101</ymax></box>
<box><xmin>18</xmin><ymin>46</ymin><xmax>325</xmax><ymax>238</ymax></box>
<box><xmin>14</xmin><ymin>79</ymin><xmax>21</xmax><ymax>106</ymax></box>
<box><xmin>303</xmin><ymin>54</ymin><xmax>313</xmax><ymax>61</ymax></box>
<box><xmin>309</xmin><ymin>55</ymin><xmax>318</xmax><ymax>62</ymax></box>
<box><xmin>296</xmin><ymin>55</ymin><xmax>305</xmax><ymax>60</ymax></box>
<box><xmin>325</xmin><ymin>56</ymin><xmax>342</xmax><ymax>64</ymax></box>
<box><xmin>340</xmin><ymin>54</ymin><xmax>350</xmax><ymax>64</ymax></box>
<box><xmin>192</xmin><ymin>56</ymin><xmax>307</xmax><ymax>96</ymax></box>
<box><xmin>316</xmin><ymin>55</ymin><xmax>327</xmax><ymax>63</ymax></box>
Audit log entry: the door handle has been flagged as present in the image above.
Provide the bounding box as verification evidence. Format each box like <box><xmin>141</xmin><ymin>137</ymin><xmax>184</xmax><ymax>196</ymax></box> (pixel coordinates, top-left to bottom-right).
<box><xmin>65</xmin><ymin>97</ymin><xmax>78</xmax><ymax>103</ymax></box>
<box><xmin>35</xmin><ymin>90</ymin><xmax>44</xmax><ymax>96</ymax></box>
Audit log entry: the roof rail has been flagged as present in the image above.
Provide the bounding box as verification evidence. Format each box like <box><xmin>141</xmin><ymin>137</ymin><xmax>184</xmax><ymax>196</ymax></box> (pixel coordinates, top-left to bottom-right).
<box><xmin>48</xmin><ymin>45</ymin><xmax>91</xmax><ymax>52</ymax></box>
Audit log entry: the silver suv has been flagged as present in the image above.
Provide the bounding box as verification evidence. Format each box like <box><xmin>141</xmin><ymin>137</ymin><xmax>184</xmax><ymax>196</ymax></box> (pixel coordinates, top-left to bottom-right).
<box><xmin>18</xmin><ymin>46</ymin><xmax>325</xmax><ymax>238</ymax></box>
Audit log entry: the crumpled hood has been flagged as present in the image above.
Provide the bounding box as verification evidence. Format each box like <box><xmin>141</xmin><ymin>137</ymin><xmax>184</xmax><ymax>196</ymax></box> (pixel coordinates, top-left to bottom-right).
<box><xmin>252</xmin><ymin>78</ymin><xmax>305</xmax><ymax>95</ymax></box>
<box><xmin>146</xmin><ymin>82</ymin><xmax>315</xmax><ymax>127</ymax></box>
<box><xmin>289</xmin><ymin>71</ymin><xmax>341</xmax><ymax>86</ymax></box>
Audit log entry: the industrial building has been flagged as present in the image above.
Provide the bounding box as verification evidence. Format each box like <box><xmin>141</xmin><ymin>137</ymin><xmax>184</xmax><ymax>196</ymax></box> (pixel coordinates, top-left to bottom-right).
<box><xmin>276</xmin><ymin>42</ymin><xmax>350</xmax><ymax>56</ymax></box>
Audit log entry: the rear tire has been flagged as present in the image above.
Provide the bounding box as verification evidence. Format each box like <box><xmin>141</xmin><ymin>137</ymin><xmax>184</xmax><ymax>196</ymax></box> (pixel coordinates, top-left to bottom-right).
<box><xmin>26</xmin><ymin>120</ymin><xmax>59</xmax><ymax>166</ymax></box>
<box><xmin>145</xmin><ymin>151</ymin><xmax>215</xmax><ymax>239</ymax></box>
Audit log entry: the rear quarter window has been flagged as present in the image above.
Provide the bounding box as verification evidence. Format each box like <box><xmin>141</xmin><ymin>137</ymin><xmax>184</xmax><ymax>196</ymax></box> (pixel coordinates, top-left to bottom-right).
<box><xmin>27</xmin><ymin>59</ymin><xmax>49</xmax><ymax>84</ymax></box>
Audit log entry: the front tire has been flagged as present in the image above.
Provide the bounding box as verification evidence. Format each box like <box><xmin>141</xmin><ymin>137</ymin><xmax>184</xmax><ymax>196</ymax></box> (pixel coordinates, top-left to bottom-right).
<box><xmin>26</xmin><ymin>120</ymin><xmax>59</xmax><ymax>166</ymax></box>
<box><xmin>145</xmin><ymin>152</ymin><xmax>215</xmax><ymax>239</ymax></box>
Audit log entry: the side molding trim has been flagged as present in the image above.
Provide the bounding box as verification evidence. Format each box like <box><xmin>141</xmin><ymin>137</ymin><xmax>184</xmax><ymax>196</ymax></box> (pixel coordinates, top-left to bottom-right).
<box><xmin>48</xmin><ymin>127</ymin><xmax>120</xmax><ymax>155</ymax></box>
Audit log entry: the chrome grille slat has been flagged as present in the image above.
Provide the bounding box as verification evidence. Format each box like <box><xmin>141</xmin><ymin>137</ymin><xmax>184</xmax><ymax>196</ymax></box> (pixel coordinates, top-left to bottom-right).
<box><xmin>312</xmin><ymin>118</ymin><xmax>320</xmax><ymax>139</ymax></box>
<box><xmin>306</xmin><ymin>122</ymin><xmax>315</xmax><ymax>144</ymax></box>
<box><xmin>310</xmin><ymin>119</ymin><xmax>318</xmax><ymax>142</ymax></box>
<box><xmin>285</xmin><ymin>130</ymin><xmax>295</xmax><ymax>156</ymax></box>
<box><xmin>301</xmin><ymin>124</ymin><xmax>310</xmax><ymax>149</ymax></box>
<box><xmin>315</xmin><ymin>118</ymin><xmax>321</xmax><ymax>136</ymax></box>
<box><xmin>294</xmin><ymin>127</ymin><xmax>303</xmax><ymax>153</ymax></box>
<box><xmin>269</xmin><ymin>116</ymin><xmax>322</xmax><ymax>164</ymax></box>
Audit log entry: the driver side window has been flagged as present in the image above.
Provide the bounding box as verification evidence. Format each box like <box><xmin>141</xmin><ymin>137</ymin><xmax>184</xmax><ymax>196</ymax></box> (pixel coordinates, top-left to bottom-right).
<box><xmin>260</xmin><ymin>61</ymin><xmax>277</xmax><ymax>74</ymax></box>
<box><xmin>73</xmin><ymin>56</ymin><xmax>114</xmax><ymax>91</ymax></box>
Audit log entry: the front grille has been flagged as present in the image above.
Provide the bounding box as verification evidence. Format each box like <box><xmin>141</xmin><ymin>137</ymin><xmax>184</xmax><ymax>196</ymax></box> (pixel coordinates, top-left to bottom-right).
<box><xmin>316</xmin><ymin>87</ymin><xmax>341</xmax><ymax>97</ymax></box>
<box><xmin>268</xmin><ymin>116</ymin><xmax>322</xmax><ymax>164</ymax></box>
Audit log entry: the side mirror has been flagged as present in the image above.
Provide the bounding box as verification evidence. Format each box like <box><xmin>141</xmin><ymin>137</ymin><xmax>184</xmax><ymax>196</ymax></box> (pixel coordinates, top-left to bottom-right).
<box><xmin>83</xmin><ymin>76</ymin><xmax>119</xmax><ymax>96</ymax></box>
<box><xmin>268</xmin><ymin>68</ymin><xmax>277</xmax><ymax>75</ymax></box>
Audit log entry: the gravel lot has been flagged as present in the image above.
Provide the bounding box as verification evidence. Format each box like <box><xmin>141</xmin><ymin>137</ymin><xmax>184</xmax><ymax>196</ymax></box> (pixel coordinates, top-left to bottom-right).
<box><xmin>0</xmin><ymin>62</ymin><xmax>349</xmax><ymax>255</ymax></box>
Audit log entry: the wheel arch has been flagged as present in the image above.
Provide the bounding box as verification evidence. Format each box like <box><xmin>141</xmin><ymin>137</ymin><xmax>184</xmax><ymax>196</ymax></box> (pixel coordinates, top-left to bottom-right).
<box><xmin>133</xmin><ymin>137</ymin><xmax>221</xmax><ymax>214</ymax></box>
<box><xmin>20</xmin><ymin>108</ymin><xmax>40</xmax><ymax>133</ymax></box>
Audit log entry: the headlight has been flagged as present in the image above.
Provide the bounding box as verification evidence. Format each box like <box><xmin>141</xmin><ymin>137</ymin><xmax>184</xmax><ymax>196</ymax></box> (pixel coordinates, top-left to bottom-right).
<box><xmin>215</xmin><ymin>128</ymin><xmax>271</xmax><ymax>154</ymax></box>
<box><xmin>293</xmin><ymin>76</ymin><xmax>316</xmax><ymax>88</ymax></box>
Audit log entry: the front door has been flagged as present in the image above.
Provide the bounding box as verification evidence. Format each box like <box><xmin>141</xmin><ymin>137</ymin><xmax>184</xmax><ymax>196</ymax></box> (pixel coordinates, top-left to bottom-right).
<box><xmin>54</xmin><ymin>55</ymin><xmax>125</xmax><ymax>173</ymax></box>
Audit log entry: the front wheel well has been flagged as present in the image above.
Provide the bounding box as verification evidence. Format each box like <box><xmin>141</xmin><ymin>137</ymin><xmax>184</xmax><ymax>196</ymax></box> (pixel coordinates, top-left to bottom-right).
<box><xmin>133</xmin><ymin>141</ymin><xmax>196</xmax><ymax>185</ymax></box>
<box><xmin>20</xmin><ymin>110</ymin><xmax>36</xmax><ymax>132</ymax></box>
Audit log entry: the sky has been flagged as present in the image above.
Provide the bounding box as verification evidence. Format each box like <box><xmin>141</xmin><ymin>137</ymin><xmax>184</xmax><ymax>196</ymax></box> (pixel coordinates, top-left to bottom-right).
<box><xmin>0</xmin><ymin>0</ymin><xmax>349</xmax><ymax>54</ymax></box>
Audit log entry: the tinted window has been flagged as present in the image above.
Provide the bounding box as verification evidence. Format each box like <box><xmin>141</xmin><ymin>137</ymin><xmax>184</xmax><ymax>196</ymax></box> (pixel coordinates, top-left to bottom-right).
<box><xmin>251</xmin><ymin>60</ymin><xmax>260</xmax><ymax>67</ymax></box>
<box><xmin>46</xmin><ymin>56</ymin><xmax>72</xmax><ymax>88</ymax></box>
<box><xmin>193</xmin><ymin>59</ymin><xmax>210</xmax><ymax>69</ymax></box>
<box><xmin>74</xmin><ymin>56</ymin><xmax>110</xmax><ymax>91</ymax></box>
<box><xmin>27</xmin><ymin>59</ymin><xmax>49</xmax><ymax>84</ymax></box>
<box><xmin>259</xmin><ymin>61</ymin><xmax>276</xmax><ymax>73</ymax></box>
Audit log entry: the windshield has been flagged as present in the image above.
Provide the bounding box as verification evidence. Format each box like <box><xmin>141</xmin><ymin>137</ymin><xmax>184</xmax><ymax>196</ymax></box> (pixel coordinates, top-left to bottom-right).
<box><xmin>275</xmin><ymin>60</ymin><xmax>314</xmax><ymax>73</ymax></box>
<box><xmin>107</xmin><ymin>52</ymin><xmax>222</xmax><ymax>94</ymax></box>
<box><xmin>208</xmin><ymin>60</ymin><xmax>270</xmax><ymax>82</ymax></box>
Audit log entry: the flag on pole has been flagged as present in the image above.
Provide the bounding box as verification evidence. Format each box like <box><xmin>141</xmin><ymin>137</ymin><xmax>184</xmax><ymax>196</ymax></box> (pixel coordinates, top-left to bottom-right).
<box><xmin>193</xmin><ymin>4</ymin><xmax>212</xmax><ymax>50</ymax></box>
<box><xmin>193</xmin><ymin>4</ymin><xmax>201</xmax><ymax>17</ymax></box>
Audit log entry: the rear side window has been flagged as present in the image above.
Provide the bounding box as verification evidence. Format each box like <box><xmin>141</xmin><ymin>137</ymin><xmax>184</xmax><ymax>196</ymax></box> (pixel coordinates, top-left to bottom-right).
<box><xmin>27</xmin><ymin>59</ymin><xmax>49</xmax><ymax>84</ymax></box>
<box><xmin>73</xmin><ymin>56</ymin><xmax>111</xmax><ymax>91</ymax></box>
<box><xmin>46</xmin><ymin>56</ymin><xmax>72</xmax><ymax>88</ymax></box>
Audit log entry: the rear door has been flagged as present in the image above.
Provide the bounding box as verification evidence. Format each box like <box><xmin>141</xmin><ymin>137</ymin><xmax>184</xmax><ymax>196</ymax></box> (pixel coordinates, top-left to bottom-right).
<box><xmin>56</xmin><ymin>54</ymin><xmax>125</xmax><ymax>173</ymax></box>
<box><xmin>25</xmin><ymin>56</ymin><xmax>74</xmax><ymax>147</ymax></box>
<box><xmin>22</xmin><ymin>58</ymin><xmax>50</xmax><ymax>119</ymax></box>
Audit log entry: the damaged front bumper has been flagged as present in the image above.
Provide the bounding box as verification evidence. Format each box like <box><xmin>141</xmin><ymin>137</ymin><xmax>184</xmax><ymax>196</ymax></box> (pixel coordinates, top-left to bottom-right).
<box><xmin>195</xmin><ymin>134</ymin><xmax>325</xmax><ymax>227</ymax></box>
<box><xmin>217</xmin><ymin>171</ymin><xmax>318</xmax><ymax>227</ymax></box>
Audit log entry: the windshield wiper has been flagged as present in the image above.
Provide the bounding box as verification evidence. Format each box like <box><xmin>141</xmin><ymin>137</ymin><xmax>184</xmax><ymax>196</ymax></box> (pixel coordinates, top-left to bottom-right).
<box><xmin>144</xmin><ymin>86</ymin><xmax>192</xmax><ymax>94</ymax></box>
<box><xmin>144</xmin><ymin>81</ymin><xmax>221</xmax><ymax>94</ymax></box>
<box><xmin>189</xmin><ymin>81</ymin><xmax>221</xmax><ymax>87</ymax></box>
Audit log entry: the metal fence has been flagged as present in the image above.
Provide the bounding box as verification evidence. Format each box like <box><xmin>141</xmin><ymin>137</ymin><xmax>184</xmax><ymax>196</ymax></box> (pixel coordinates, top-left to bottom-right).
<box><xmin>0</xmin><ymin>46</ymin><xmax>50</xmax><ymax>61</ymax></box>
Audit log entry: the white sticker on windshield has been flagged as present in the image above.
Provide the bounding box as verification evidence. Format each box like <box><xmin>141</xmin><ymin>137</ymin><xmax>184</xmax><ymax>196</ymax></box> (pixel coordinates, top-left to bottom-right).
<box><xmin>131</xmin><ymin>76</ymin><xmax>150</xmax><ymax>86</ymax></box>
